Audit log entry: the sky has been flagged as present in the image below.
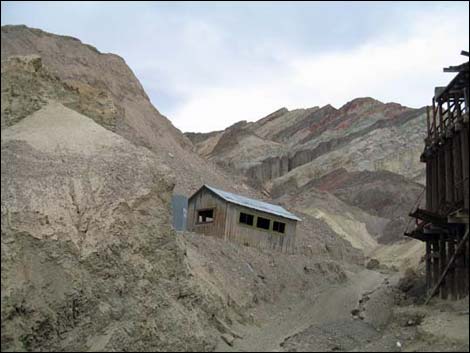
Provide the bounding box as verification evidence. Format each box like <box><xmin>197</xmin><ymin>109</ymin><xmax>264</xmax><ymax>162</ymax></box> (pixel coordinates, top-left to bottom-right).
<box><xmin>1</xmin><ymin>1</ymin><xmax>469</xmax><ymax>132</ymax></box>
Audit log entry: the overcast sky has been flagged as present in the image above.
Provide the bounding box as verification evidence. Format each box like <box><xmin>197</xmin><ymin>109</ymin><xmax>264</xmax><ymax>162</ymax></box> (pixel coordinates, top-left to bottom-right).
<box><xmin>2</xmin><ymin>1</ymin><xmax>469</xmax><ymax>132</ymax></box>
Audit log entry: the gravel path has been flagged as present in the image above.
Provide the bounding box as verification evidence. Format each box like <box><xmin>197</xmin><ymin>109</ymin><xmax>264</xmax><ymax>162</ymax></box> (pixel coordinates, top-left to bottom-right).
<box><xmin>216</xmin><ymin>270</ymin><xmax>385</xmax><ymax>352</ymax></box>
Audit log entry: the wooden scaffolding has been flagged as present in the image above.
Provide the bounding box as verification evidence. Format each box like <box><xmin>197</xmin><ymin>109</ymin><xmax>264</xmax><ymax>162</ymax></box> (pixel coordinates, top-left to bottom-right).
<box><xmin>405</xmin><ymin>50</ymin><xmax>469</xmax><ymax>302</ymax></box>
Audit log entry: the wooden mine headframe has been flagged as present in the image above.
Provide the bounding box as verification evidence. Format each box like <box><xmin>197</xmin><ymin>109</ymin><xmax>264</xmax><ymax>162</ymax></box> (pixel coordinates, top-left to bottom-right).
<box><xmin>405</xmin><ymin>50</ymin><xmax>469</xmax><ymax>302</ymax></box>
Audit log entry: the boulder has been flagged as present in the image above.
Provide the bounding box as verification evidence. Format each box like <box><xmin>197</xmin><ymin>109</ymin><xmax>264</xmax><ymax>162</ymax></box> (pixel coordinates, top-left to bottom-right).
<box><xmin>366</xmin><ymin>258</ymin><xmax>381</xmax><ymax>270</ymax></box>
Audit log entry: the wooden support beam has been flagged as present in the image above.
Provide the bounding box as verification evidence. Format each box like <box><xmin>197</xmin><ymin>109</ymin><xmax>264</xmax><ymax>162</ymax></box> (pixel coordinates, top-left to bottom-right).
<box><xmin>426</xmin><ymin>160</ymin><xmax>433</xmax><ymax>210</ymax></box>
<box><xmin>466</xmin><ymin>231</ymin><xmax>470</xmax><ymax>298</ymax></box>
<box><xmin>432</xmin><ymin>155</ymin><xmax>439</xmax><ymax>212</ymax></box>
<box><xmin>409</xmin><ymin>208</ymin><xmax>448</xmax><ymax>225</ymax></box>
<box><xmin>453</xmin><ymin>133</ymin><xmax>463</xmax><ymax>204</ymax></box>
<box><xmin>464</xmin><ymin>87</ymin><xmax>469</xmax><ymax>113</ymax></box>
<box><xmin>426</xmin><ymin>106</ymin><xmax>431</xmax><ymax>139</ymax></box>
<box><xmin>433</xmin><ymin>97</ymin><xmax>438</xmax><ymax>142</ymax></box>
<box><xmin>438</xmin><ymin>101</ymin><xmax>444</xmax><ymax>137</ymax></box>
<box><xmin>438</xmin><ymin>148</ymin><xmax>446</xmax><ymax>213</ymax></box>
<box><xmin>456</xmin><ymin>94</ymin><xmax>463</xmax><ymax>119</ymax></box>
<box><xmin>455</xmin><ymin>232</ymin><xmax>466</xmax><ymax>299</ymax></box>
<box><xmin>461</xmin><ymin>125</ymin><xmax>469</xmax><ymax>211</ymax></box>
<box><xmin>439</xmin><ymin>234</ymin><xmax>448</xmax><ymax>299</ymax></box>
<box><xmin>432</xmin><ymin>239</ymin><xmax>440</xmax><ymax>295</ymax></box>
<box><xmin>426</xmin><ymin>241</ymin><xmax>432</xmax><ymax>293</ymax></box>
<box><xmin>445</xmin><ymin>140</ymin><xmax>455</xmax><ymax>205</ymax></box>
<box><xmin>447</xmin><ymin>235</ymin><xmax>457</xmax><ymax>300</ymax></box>
<box><xmin>404</xmin><ymin>231</ymin><xmax>428</xmax><ymax>242</ymax></box>
<box><xmin>444</xmin><ymin>65</ymin><xmax>468</xmax><ymax>73</ymax></box>
<box><xmin>463</xmin><ymin>232</ymin><xmax>470</xmax><ymax>298</ymax></box>
<box><xmin>425</xmin><ymin>227</ymin><xmax>469</xmax><ymax>304</ymax></box>
<box><xmin>430</xmin><ymin>240</ymin><xmax>435</xmax><ymax>290</ymax></box>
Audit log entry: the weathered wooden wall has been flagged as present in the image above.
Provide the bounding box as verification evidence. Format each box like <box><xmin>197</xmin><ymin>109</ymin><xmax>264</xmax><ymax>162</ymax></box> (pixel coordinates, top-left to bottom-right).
<box><xmin>224</xmin><ymin>203</ymin><xmax>296</xmax><ymax>253</ymax></box>
<box><xmin>187</xmin><ymin>188</ymin><xmax>227</xmax><ymax>238</ymax></box>
<box><xmin>425</xmin><ymin>123</ymin><xmax>468</xmax><ymax>214</ymax></box>
<box><xmin>187</xmin><ymin>188</ymin><xmax>297</xmax><ymax>252</ymax></box>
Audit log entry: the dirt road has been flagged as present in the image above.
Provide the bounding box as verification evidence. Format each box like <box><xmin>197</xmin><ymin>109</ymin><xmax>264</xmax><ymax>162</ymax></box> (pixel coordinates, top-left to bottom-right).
<box><xmin>216</xmin><ymin>270</ymin><xmax>386</xmax><ymax>352</ymax></box>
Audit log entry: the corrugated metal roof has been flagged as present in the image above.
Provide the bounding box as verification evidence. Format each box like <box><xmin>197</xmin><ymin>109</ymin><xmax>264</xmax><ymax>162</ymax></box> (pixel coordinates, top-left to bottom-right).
<box><xmin>203</xmin><ymin>185</ymin><xmax>301</xmax><ymax>221</ymax></box>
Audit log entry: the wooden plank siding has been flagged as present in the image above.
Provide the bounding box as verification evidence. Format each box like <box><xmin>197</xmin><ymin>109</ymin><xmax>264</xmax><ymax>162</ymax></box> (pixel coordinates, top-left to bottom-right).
<box><xmin>187</xmin><ymin>188</ymin><xmax>227</xmax><ymax>239</ymax></box>
<box><xmin>224</xmin><ymin>203</ymin><xmax>296</xmax><ymax>252</ymax></box>
<box><xmin>188</xmin><ymin>188</ymin><xmax>297</xmax><ymax>252</ymax></box>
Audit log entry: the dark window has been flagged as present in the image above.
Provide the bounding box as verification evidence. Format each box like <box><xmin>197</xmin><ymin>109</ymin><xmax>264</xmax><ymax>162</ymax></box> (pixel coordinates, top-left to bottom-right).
<box><xmin>197</xmin><ymin>209</ymin><xmax>214</xmax><ymax>223</ymax></box>
<box><xmin>273</xmin><ymin>221</ymin><xmax>286</xmax><ymax>234</ymax></box>
<box><xmin>256</xmin><ymin>216</ymin><xmax>270</xmax><ymax>230</ymax></box>
<box><xmin>239</xmin><ymin>212</ymin><xmax>254</xmax><ymax>226</ymax></box>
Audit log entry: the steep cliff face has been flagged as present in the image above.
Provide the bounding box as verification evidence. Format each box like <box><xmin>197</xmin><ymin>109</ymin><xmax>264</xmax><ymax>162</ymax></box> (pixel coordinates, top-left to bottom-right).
<box><xmin>272</xmin><ymin>109</ymin><xmax>426</xmax><ymax>192</ymax></box>
<box><xmin>1</xmin><ymin>25</ymin><xmax>256</xmax><ymax>197</ymax></box>
<box><xmin>1</xmin><ymin>102</ymin><xmax>224</xmax><ymax>351</ymax></box>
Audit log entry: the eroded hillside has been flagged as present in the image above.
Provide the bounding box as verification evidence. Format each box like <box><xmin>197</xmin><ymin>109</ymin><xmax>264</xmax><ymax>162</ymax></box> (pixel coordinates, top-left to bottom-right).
<box><xmin>1</xmin><ymin>101</ymin><xmax>224</xmax><ymax>351</ymax></box>
<box><xmin>1</xmin><ymin>25</ymin><xmax>256</xmax><ymax>197</ymax></box>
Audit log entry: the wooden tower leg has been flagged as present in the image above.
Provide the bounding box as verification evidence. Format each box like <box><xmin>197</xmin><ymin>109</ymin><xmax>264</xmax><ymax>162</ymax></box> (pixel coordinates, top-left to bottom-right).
<box><xmin>448</xmin><ymin>235</ymin><xmax>457</xmax><ymax>300</ymax></box>
<box><xmin>426</xmin><ymin>241</ymin><xmax>432</xmax><ymax>294</ymax></box>
<box><xmin>440</xmin><ymin>234</ymin><xmax>448</xmax><ymax>299</ymax></box>
<box><xmin>433</xmin><ymin>238</ymin><xmax>440</xmax><ymax>295</ymax></box>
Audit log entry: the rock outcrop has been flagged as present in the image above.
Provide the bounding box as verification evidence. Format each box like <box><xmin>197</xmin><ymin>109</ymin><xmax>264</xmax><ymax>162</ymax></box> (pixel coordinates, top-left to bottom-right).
<box><xmin>1</xmin><ymin>54</ymin><xmax>117</xmax><ymax>131</ymax></box>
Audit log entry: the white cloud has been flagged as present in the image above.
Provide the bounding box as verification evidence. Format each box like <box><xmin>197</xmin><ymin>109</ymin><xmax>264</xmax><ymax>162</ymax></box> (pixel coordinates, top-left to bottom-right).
<box><xmin>169</xmin><ymin>5</ymin><xmax>468</xmax><ymax>132</ymax></box>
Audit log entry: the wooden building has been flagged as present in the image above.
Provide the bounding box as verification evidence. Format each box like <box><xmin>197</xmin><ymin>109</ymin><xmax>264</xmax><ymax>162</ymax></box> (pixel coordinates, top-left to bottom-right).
<box><xmin>188</xmin><ymin>184</ymin><xmax>301</xmax><ymax>252</ymax></box>
<box><xmin>406</xmin><ymin>51</ymin><xmax>469</xmax><ymax>303</ymax></box>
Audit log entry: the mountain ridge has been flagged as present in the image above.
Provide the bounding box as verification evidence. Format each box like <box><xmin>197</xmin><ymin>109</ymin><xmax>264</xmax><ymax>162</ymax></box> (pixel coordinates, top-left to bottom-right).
<box><xmin>185</xmin><ymin>96</ymin><xmax>426</xmax><ymax>189</ymax></box>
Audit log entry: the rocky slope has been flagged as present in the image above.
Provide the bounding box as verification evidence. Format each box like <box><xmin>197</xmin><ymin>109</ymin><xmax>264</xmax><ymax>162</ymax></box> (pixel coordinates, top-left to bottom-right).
<box><xmin>296</xmin><ymin>169</ymin><xmax>425</xmax><ymax>244</ymax></box>
<box><xmin>1</xmin><ymin>102</ymin><xmax>226</xmax><ymax>351</ymax></box>
<box><xmin>1</xmin><ymin>25</ymin><xmax>256</xmax><ymax>197</ymax></box>
<box><xmin>179</xmin><ymin>230</ymin><xmax>358</xmax><ymax>350</ymax></box>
